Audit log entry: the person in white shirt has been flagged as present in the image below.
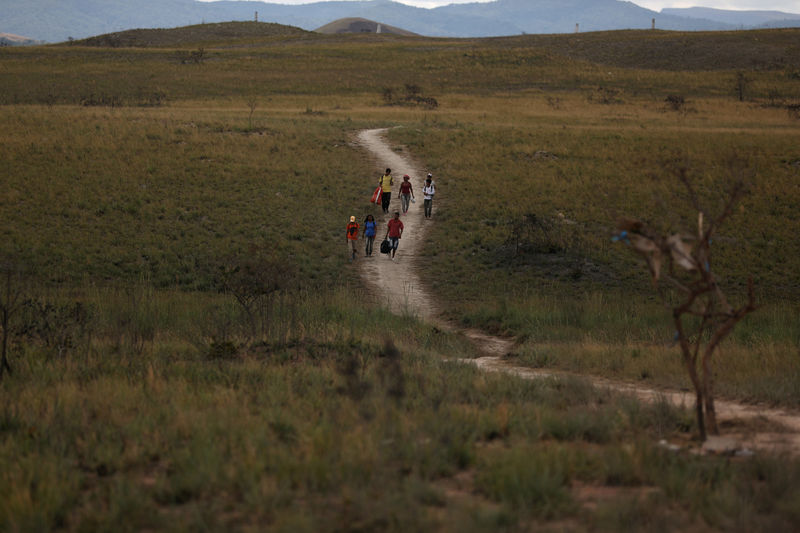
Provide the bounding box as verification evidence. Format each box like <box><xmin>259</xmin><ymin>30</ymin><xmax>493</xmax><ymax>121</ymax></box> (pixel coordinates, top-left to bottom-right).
<box><xmin>422</xmin><ymin>174</ymin><xmax>436</xmax><ymax>219</ymax></box>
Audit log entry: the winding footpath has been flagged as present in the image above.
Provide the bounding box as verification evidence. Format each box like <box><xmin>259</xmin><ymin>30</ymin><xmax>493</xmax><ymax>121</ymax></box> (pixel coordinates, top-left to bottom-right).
<box><xmin>355</xmin><ymin>129</ymin><xmax>438</xmax><ymax>321</ymax></box>
<box><xmin>355</xmin><ymin>128</ymin><xmax>800</xmax><ymax>455</ymax></box>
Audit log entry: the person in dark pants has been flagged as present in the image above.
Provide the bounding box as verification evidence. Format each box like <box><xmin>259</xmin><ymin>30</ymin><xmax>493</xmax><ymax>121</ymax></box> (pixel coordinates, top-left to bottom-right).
<box><xmin>379</xmin><ymin>168</ymin><xmax>393</xmax><ymax>214</ymax></box>
<box><xmin>362</xmin><ymin>214</ymin><xmax>377</xmax><ymax>256</ymax></box>
<box><xmin>422</xmin><ymin>174</ymin><xmax>435</xmax><ymax>218</ymax></box>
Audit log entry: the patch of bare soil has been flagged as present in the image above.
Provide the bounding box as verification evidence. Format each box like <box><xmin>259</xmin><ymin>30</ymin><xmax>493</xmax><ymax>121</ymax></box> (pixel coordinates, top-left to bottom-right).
<box><xmin>355</xmin><ymin>128</ymin><xmax>800</xmax><ymax>457</ymax></box>
<box><xmin>571</xmin><ymin>481</ymin><xmax>661</xmax><ymax>511</ymax></box>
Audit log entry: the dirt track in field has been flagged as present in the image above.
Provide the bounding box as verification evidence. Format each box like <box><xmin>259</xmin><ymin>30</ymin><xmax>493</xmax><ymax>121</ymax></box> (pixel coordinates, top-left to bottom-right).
<box><xmin>356</xmin><ymin>128</ymin><xmax>800</xmax><ymax>456</ymax></box>
<box><xmin>354</xmin><ymin>128</ymin><xmax>438</xmax><ymax>321</ymax></box>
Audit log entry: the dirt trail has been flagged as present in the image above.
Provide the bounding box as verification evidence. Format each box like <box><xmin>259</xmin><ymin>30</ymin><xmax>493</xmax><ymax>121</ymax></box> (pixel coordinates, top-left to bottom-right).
<box><xmin>355</xmin><ymin>128</ymin><xmax>438</xmax><ymax>321</ymax></box>
<box><xmin>356</xmin><ymin>128</ymin><xmax>800</xmax><ymax>455</ymax></box>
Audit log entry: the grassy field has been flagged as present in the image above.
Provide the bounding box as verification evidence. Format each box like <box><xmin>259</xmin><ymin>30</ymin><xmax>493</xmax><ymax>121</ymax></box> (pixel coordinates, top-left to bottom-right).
<box><xmin>3</xmin><ymin>26</ymin><xmax>800</xmax><ymax>105</ymax></box>
<box><xmin>0</xmin><ymin>104</ymin><xmax>376</xmax><ymax>288</ymax></box>
<box><xmin>386</xmin><ymin>90</ymin><xmax>800</xmax><ymax>405</ymax></box>
<box><xmin>2</xmin><ymin>22</ymin><xmax>800</xmax><ymax>530</ymax></box>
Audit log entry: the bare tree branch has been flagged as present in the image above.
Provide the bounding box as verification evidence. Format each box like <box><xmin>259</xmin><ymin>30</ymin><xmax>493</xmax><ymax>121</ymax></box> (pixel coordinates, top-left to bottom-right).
<box><xmin>613</xmin><ymin>162</ymin><xmax>757</xmax><ymax>440</ymax></box>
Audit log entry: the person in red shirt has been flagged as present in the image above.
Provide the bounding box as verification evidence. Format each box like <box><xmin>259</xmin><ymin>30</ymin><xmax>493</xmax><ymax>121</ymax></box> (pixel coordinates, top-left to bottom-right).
<box><xmin>399</xmin><ymin>174</ymin><xmax>415</xmax><ymax>214</ymax></box>
<box><xmin>346</xmin><ymin>215</ymin><xmax>359</xmax><ymax>261</ymax></box>
<box><xmin>385</xmin><ymin>211</ymin><xmax>404</xmax><ymax>260</ymax></box>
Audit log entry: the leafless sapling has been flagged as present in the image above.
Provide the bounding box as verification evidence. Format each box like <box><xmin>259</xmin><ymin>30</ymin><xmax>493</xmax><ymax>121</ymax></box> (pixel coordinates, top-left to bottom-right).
<box><xmin>214</xmin><ymin>249</ymin><xmax>294</xmax><ymax>344</ymax></box>
<box><xmin>247</xmin><ymin>98</ymin><xmax>257</xmax><ymax>130</ymax></box>
<box><xmin>735</xmin><ymin>71</ymin><xmax>749</xmax><ymax>102</ymax></box>
<box><xmin>0</xmin><ymin>260</ymin><xmax>27</xmax><ymax>381</ymax></box>
<box><xmin>614</xmin><ymin>164</ymin><xmax>758</xmax><ymax>441</ymax></box>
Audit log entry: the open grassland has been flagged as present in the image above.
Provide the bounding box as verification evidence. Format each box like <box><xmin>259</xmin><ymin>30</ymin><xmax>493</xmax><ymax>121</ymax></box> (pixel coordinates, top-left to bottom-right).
<box><xmin>0</xmin><ymin>104</ymin><xmax>380</xmax><ymax>288</ymax></box>
<box><xmin>2</xmin><ymin>26</ymin><xmax>800</xmax><ymax>105</ymax></box>
<box><xmin>488</xmin><ymin>28</ymin><xmax>800</xmax><ymax>71</ymax></box>
<box><xmin>387</xmin><ymin>90</ymin><xmax>800</xmax><ymax>405</ymax></box>
<box><xmin>2</xmin><ymin>24</ymin><xmax>800</xmax><ymax>530</ymax></box>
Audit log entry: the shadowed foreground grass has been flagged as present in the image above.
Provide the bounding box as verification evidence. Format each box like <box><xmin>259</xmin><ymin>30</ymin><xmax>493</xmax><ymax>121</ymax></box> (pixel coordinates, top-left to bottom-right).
<box><xmin>3</xmin><ymin>287</ymin><xmax>800</xmax><ymax>531</ymax></box>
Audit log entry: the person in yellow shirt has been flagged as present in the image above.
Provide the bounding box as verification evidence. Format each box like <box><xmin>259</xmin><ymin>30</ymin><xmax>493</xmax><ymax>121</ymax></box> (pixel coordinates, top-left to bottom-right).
<box><xmin>379</xmin><ymin>168</ymin><xmax>393</xmax><ymax>214</ymax></box>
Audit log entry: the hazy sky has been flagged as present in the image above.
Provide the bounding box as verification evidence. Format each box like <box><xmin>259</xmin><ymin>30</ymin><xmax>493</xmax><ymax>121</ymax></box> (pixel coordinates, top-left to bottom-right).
<box><xmin>631</xmin><ymin>0</ymin><xmax>800</xmax><ymax>11</ymax></box>
<box><xmin>204</xmin><ymin>0</ymin><xmax>800</xmax><ymax>13</ymax></box>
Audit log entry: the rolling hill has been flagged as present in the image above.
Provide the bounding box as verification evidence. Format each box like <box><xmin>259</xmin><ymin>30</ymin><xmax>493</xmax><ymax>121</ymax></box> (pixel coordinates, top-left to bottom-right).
<box><xmin>315</xmin><ymin>17</ymin><xmax>418</xmax><ymax>36</ymax></box>
<box><xmin>51</xmin><ymin>21</ymin><xmax>800</xmax><ymax>75</ymax></box>
<box><xmin>72</xmin><ymin>21</ymin><xmax>311</xmax><ymax>48</ymax></box>
<box><xmin>4</xmin><ymin>0</ymin><xmax>800</xmax><ymax>43</ymax></box>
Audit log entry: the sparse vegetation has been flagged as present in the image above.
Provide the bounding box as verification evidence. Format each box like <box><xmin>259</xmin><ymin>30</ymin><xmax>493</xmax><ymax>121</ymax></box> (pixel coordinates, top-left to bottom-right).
<box><xmin>664</xmin><ymin>94</ymin><xmax>686</xmax><ymax>111</ymax></box>
<box><xmin>382</xmin><ymin>84</ymin><xmax>439</xmax><ymax>109</ymax></box>
<box><xmin>176</xmin><ymin>47</ymin><xmax>205</xmax><ymax>65</ymax></box>
<box><xmin>1</xmin><ymin>23</ymin><xmax>800</xmax><ymax>530</ymax></box>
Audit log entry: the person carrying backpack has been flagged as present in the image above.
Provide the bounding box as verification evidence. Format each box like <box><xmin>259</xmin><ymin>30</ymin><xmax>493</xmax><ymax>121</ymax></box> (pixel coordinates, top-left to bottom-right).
<box><xmin>379</xmin><ymin>168</ymin><xmax>393</xmax><ymax>214</ymax></box>
<box><xmin>385</xmin><ymin>211</ymin><xmax>404</xmax><ymax>260</ymax></box>
<box><xmin>346</xmin><ymin>216</ymin><xmax>359</xmax><ymax>261</ymax></box>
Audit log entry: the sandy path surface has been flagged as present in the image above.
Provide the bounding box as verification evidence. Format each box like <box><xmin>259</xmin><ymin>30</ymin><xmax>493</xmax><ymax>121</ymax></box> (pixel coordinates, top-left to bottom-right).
<box><xmin>355</xmin><ymin>128</ymin><xmax>437</xmax><ymax>320</ymax></box>
<box><xmin>473</xmin><ymin>358</ymin><xmax>800</xmax><ymax>454</ymax></box>
<box><xmin>356</xmin><ymin>128</ymin><xmax>799</xmax><ymax>455</ymax></box>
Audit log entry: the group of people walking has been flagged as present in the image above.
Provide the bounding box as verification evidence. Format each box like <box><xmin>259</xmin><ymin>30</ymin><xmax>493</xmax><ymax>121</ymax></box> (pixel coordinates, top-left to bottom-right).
<box><xmin>346</xmin><ymin>168</ymin><xmax>436</xmax><ymax>261</ymax></box>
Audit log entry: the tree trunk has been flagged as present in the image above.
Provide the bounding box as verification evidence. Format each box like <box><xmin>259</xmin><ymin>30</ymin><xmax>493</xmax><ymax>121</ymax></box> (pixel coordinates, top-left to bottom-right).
<box><xmin>702</xmin><ymin>353</ymin><xmax>719</xmax><ymax>435</ymax></box>
<box><xmin>0</xmin><ymin>311</ymin><xmax>10</xmax><ymax>380</ymax></box>
<box><xmin>676</xmin><ymin>315</ymin><xmax>707</xmax><ymax>441</ymax></box>
<box><xmin>0</xmin><ymin>353</ymin><xmax>10</xmax><ymax>379</ymax></box>
<box><xmin>695</xmin><ymin>390</ymin><xmax>706</xmax><ymax>442</ymax></box>
<box><xmin>681</xmin><ymin>348</ymin><xmax>707</xmax><ymax>441</ymax></box>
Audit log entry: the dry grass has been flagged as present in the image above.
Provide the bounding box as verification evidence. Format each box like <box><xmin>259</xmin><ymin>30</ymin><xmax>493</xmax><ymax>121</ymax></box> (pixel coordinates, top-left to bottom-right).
<box><xmin>2</xmin><ymin>27</ymin><xmax>800</xmax><ymax>531</ymax></box>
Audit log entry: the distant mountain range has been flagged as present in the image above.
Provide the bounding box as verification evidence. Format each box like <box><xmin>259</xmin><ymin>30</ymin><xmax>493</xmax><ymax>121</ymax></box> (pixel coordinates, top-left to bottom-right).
<box><xmin>3</xmin><ymin>0</ymin><xmax>800</xmax><ymax>44</ymax></box>
<box><xmin>0</xmin><ymin>32</ymin><xmax>45</xmax><ymax>46</ymax></box>
<box><xmin>663</xmin><ymin>7</ymin><xmax>800</xmax><ymax>28</ymax></box>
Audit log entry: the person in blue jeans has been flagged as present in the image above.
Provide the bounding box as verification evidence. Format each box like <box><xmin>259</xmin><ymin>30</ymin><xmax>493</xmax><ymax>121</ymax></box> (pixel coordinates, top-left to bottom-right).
<box><xmin>362</xmin><ymin>214</ymin><xmax>377</xmax><ymax>256</ymax></box>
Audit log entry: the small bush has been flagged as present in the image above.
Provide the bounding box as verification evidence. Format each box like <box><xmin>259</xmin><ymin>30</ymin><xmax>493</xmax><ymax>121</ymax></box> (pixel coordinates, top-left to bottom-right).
<box><xmin>505</xmin><ymin>213</ymin><xmax>575</xmax><ymax>256</ymax></box>
<box><xmin>207</xmin><ymin>340</ymin><xmax>239</xmax><ymax>360</ymax></box>
<box><xmin>138</xmin><ymin>90</ymin><xmax>167</xmax><ymax>107</ymax></box>
<box><xmin>476</xmin><ymin>444</ymin><xmax>576</xmax><ymax>518</ymax></box>
<box><xmin>213</xmin><ymin>249</ymin><xmax>297</xmax><ymax>342</ymax></box>
<box><xmin>382</xmin><ymin>85</ymin><xmax>438</xmax><ymax>109</ymax></box>
<box><xmin>177</xmin><ymin>48</ymin><xmax>206</xmax><ymax>65</ymax></box>
<box><xmin>590</xmin><ymin>86</ymin><xmax>623</xmax><ymax>104</ymax></box>
<box><xmin>80</xmin><ymin>94</ymin><xmax>123</xmax><ymax>107</ymax></box>
<box><xmin>17</xmin><ymin>299</ymin><xmax>94</xmax><ymax>358</ymax></box>
<box><xmin>665</xmin><ymin>94</ymin><xmax>686</xmax><ymax>111</ymax></box>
